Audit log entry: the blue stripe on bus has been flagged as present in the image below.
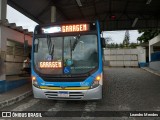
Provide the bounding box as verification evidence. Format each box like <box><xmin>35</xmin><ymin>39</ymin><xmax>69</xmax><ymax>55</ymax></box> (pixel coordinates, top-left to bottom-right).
<box><xmin>96</xmin><ymin>20</ymin><xmax>103</xmax><ymax>72</ymax></box>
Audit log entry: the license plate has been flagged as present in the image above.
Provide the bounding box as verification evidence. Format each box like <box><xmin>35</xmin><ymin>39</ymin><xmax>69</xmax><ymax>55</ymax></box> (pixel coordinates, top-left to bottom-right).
<box><xmin>58</xmin><ymin>91</ymin><xmax>69</xmax><ymax>97</ymax></box>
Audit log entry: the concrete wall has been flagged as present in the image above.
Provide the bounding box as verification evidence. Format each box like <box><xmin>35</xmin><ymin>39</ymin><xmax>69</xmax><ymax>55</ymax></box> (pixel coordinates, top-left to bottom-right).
<box><xmin>149</xmin><ymin>34</ymin><xmax>160</xmax><ymax>62</ymax></box>
<box><xmin>1</xmin><ymin>26</ymin><xmax>32</xmax><ymax>46</ymax></box>
<box><xmin>137</xmin><ymin>46</ymin><xmax>146</xmax><ymax>64</ymax></box>
<box><xmin>0</xmin><ymin>0</ymin><xmax>7</xmax><ymax>21</ymax></box>
<box><xmin>104</xmin><ymin>47</ymin><xmax>146</xmax><ymax>67</ymax></box>
<box><xmin>0</xmin><ymin>26</ymin><xmax>6</xmax><ymax>80</ymax></box>
<box><xmin>0</xmin><ymin>78</ymin><xmax>30</xmax><ymax>93</ymax></box>
<box><xmin>149</xmin><ymin>34</ymin><xmax>160</xmax><ymax>46</ymax></box>
<box><xmin>6</xmin><ymin>40</ymin><xmax>31</xmax><ymax>75</ymax></box>
<box><xmin>149</xmin><ymin>34</ymin><xmax>160</xmax><ymax>71</ymax></box>
<box><xmin>0</xmin><ymin>25</ymin><xmax>32</xmax><ymax>76</ymax></box>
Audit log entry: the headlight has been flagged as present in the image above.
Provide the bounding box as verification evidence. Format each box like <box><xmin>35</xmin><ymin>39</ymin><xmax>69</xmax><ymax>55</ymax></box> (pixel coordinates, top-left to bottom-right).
<box><xmin>90</xmin><ymin>75</ymin><xmax>101</xmax><ymax>89</ymax></box>
<box><xmin>32</xmin><ymin>76</ymin><xmax>39</xmax><ymax>88</ymax></box>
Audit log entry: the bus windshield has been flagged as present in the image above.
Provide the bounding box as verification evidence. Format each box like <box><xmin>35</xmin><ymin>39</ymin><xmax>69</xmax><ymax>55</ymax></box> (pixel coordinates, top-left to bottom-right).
<box><xmin>34</xmin><ymin>34</ymin><xmax>98</xmax><ymax>75</ymax></box>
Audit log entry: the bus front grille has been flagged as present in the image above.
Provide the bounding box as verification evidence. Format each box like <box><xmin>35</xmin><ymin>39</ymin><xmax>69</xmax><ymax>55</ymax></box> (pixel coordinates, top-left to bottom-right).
<box><xmin>40</xmin><ymin>76</ymin><xmax>88</xmax><ymax>82</ymax></box>
<box><xmin>44</xmin><ymin>91</ymin><xmax>84</xmax><ymax>99</ymax></box>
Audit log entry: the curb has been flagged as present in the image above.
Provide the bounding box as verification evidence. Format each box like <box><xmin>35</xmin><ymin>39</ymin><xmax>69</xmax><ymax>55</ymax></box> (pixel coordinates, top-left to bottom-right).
<box><xmin>0</xmin><ymin>90</ymin><xmax>32</xmax><ymax>109</ymax></box>
<box><xmin>141</xmin><ymin>67</ymin><xmax>160</xmax><ymax>77</ymax></box>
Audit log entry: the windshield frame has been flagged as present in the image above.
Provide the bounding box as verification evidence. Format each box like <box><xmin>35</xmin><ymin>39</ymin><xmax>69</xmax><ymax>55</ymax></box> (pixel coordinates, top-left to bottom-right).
<box><xmin>32</xmin><ymin>32</ymin><xmax>99</xmax><ymax>77</ymax></box>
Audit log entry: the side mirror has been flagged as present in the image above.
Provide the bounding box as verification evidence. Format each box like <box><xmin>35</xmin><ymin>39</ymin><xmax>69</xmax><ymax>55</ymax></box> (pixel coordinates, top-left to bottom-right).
<box><xmin>101</xmin><ymin>38</ymin><xmax>106</xmax><ymax>48</ymax></box>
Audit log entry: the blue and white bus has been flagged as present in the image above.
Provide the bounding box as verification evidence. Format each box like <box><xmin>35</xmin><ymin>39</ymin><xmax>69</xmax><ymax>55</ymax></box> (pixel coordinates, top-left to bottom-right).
<box><xmin>31</xmin><ymin>21</ymin><xmax>105</xmax><ymax>100</ymax></box>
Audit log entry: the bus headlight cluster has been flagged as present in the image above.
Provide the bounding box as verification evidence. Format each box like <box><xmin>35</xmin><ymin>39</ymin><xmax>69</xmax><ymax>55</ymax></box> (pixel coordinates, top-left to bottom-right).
<box><xmin>90</xmin><ymin>75</ymin><xmax>101</xmax><ymax>89</ymax></box>
<box><xmin>32</xmin><ymin>76</ymin><xmax>39</xmax><ymax>88</ymax></box>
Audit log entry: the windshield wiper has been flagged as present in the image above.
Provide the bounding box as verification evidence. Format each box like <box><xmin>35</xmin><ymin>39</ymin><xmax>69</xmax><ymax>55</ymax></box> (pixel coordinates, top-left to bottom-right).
<box><xmin>46</xmin><ymin>35</ymin><xmax>54</xmax><ymax>59</ymax></box>
<box><xmin>71</xmin><ymin>34</ymin><xmax>81</xmax><ymax>51</ymax></box>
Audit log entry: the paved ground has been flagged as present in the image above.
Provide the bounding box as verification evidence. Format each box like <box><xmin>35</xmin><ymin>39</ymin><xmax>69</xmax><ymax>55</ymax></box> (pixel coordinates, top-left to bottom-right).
<box><xmin>0</xmin><ymin>83</ymin><xmax>32</xmax><ymax>103</ymax></box>
<box><xmin>1</xmin><ymin>68</ymin><xmax>160</xmax><ymax>120</ymax></box>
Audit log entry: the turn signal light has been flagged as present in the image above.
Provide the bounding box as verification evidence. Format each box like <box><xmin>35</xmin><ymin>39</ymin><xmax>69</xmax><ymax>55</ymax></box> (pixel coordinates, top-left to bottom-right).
<box><xmin>32</xmin><ymin>76</ymin><xmax>36</xmax><ymax>81</ymax></box>
<box><xmin>96</xmin><ymin>76</ymin><xmax>101</xmax><ymax>81</ymax></box>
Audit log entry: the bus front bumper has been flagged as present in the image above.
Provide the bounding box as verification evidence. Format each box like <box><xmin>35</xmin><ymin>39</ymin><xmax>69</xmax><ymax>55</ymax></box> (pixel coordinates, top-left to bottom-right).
<box><xmin>32</xmin><ymin>85</ymin><xmax>102</xmax><ymax>100</ymax></box>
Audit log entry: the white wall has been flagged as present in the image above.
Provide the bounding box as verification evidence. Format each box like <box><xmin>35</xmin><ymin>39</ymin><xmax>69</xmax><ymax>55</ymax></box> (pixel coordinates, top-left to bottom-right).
<box><xmin>137</xmin><ymin>46</ymin><xmax>146</xmax><ymax>63</ymax></box>
<box><xmin>149</xmin><ymin>34</ymin><xmax>160</xmax><ymax>46</ymax></box>
<box><xmin>149</xmin><ymin>34</ymin><xmax>160</xmax><ymax>71</ymax></box>
<box><xmin>104</xmin><ymin>47</ymin><xmax>146</xmax><ymax>67</ymax></box>
<box><xmin>149</xmin><ymin>34</ymin><xmax>160</xmax><ymax>61</ymax></box>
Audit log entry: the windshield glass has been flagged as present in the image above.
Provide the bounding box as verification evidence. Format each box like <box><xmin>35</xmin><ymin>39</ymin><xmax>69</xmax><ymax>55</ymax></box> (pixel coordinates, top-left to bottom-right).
<box><xmin>34</xmin><ymin>34</ymin><xmax>98</xmax><ymax>75</ymax></box>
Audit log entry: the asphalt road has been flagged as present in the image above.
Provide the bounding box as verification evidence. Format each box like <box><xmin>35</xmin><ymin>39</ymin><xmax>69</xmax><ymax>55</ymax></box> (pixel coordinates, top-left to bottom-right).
<box><xmin>1</xmin><ymin>68</ymin><xmax>160</xmax><ymax>120</ymax></box>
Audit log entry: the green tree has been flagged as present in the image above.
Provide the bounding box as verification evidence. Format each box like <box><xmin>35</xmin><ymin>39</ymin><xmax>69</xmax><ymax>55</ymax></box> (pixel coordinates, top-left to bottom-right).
<box><xmin>137</xmin><ymin>29</ymin><xmax>160</xmax><ymax>43</ymax></box>
<box><xmin>115</xmin><ymin>43</ymin><xmax>119</xmax><ymax>48</ymax></box>
<box><xmin>123</xmin><ymin>30</ymin><xmax>130</xmax><ymax>47</ymax></box>
<box><xmin>104</xmin><ymin>37</ymin><xmax>112</xmax><ymax>43</ymax></box>
<box><xmin>110</xmin><ymin>43</ymin><xmax>115</xmax><ymax>48</ymax></box>
<box><xmin>107</xmin><ymin>43</ymin><xmax>116</xmax><ymax>48</ymax></box>
<box><xmin>129</xmin><ymin>43</ymin><xmax>138</xmax><ymax>48</ymax></box>
<box><xmin>119</xmin><ymin>43</ymin><xmax>124</xmax><ymax>48</ymax></box>
<box><xmin>104</xmin><ymin>37</ymin><xmax>113</xmax><ymax>48</ymax></box>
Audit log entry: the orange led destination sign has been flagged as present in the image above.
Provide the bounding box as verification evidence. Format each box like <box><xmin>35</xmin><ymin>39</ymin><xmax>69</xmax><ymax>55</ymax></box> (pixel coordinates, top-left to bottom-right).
<box><xmin>42</xmin><ymin>24</ymin><xmax>89</xmax><ymax>33</ymax></box>
<box><xmin>39</xmin><ymin>61</ymin><xmax>62</xmax><ymax>68</ymax></box>
<box><xmin>62</xmin><ymin>24</ymin><xmax>89</xmax><ymax>32</ymax></box>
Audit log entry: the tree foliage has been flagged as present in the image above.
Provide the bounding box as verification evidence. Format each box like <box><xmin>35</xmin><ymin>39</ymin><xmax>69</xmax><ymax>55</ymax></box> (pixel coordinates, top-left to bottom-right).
<box><xmin>123</xmin><ymin>30</ymin><xmax>130</xmax><ymax>47</ymax></box>
<box><xmin>105</xmin><ymin>30</ymin><xmax>138</xmax><ymax>48</ymax></box>
<box><xmin>137</xmin><ymin>29</ymin><xmax>160</xmax><ymax>43</ymax></box>
<box><xmin>129</xmin><ymin>43</ymin><xmax>138</xmax><ymax>48</ymax></box>
<box><xmin>106</xmin><ymin>42</ymin><xmax>138</xmax><ymax>48</ymax></box>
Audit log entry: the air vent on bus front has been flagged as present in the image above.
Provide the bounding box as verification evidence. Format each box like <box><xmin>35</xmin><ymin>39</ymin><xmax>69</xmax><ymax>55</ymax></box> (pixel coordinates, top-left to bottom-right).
<box><xmin>44</xmin><ymin>91</ymin><xmax>84</xmax><ymax>99</ymax></box>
